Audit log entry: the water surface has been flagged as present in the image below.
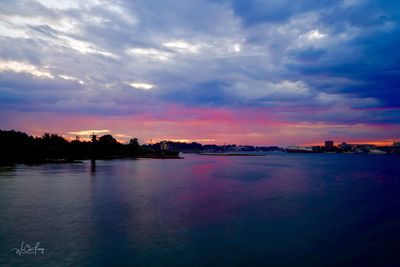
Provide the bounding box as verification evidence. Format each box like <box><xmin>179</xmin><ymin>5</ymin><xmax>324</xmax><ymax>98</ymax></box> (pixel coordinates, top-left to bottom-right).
<box><xmin>1</xmin><ymin>154</ymin><xmax>399</xmax><ymax>266</ymax></box>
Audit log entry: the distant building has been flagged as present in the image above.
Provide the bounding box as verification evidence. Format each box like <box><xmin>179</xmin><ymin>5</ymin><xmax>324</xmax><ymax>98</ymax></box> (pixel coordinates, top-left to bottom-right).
<box><xmin>312</xmin><ymin>146</ymin><xmax>322</xmax><ymax>152</ymax></box>
<box><xmin>339</xmin><ymin>142</ymin><xmax>352</xmax><ymax>152</ymax></box>
<box><xmin>354</xmin><ymin>144</ymin><xmax>374</xmax><ymax>153</ymax></box>
<box><xmin>391</xmin><ymin>142</ymin><xmax>400</xmax><ymax>153</ymax></box>
<box><xmin>325</xmin><ymin>141</ymin><xmax>334</xmax><ymax>148</ymax></box>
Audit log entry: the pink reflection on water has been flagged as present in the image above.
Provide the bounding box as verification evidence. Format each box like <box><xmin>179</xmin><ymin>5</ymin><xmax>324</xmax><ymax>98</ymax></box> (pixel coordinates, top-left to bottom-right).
<box><xmin>174</xmin><ymin>156</ymin><xmax>312</xmax><ymax>225</ymax></box>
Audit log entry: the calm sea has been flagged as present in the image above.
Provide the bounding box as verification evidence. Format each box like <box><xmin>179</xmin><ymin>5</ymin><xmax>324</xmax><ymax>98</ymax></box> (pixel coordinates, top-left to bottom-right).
<box><xmin>1</xmin><ymin>154</ymin><xmax>399</xmax><ymax>266</ymax></box>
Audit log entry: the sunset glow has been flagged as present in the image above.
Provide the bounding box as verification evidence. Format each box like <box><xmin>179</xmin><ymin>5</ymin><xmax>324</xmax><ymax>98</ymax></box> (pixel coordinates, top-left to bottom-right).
<box><xmin>0</xmin><ymin>0</ymin><xmax>399</xmax><ymax>145</ymax></box>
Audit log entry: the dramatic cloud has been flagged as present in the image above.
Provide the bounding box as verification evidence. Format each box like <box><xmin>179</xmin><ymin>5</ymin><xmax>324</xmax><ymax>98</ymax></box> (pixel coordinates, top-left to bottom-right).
<box><xmin>0</xmin><ymin>0</ymin><xmax>399</xmax><ymax>144</ymax></box>
<box><xmin>0</xmin><ymin>60</ymin><xmax>54</xmax><ymax>79</ymax></box>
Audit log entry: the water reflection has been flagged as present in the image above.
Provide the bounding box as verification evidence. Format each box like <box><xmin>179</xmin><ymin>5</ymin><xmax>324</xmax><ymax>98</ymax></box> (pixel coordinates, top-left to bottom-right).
<box><xmin>1</xmin><ymin>154</ymin><xmax>400</xmax><ymax>266</ymax></box>
<box><xmin>90</xmin><ymin>158</ymin><xmax>96</xmax><ymax>175</ymax></box>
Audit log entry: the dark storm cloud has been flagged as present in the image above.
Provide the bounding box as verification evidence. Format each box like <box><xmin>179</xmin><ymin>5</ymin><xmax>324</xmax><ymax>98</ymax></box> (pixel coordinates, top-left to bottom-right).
<box><xmin>0</xmin><ymin>0</ymin><xmax>399</xmax><ymax>125</ymax></box>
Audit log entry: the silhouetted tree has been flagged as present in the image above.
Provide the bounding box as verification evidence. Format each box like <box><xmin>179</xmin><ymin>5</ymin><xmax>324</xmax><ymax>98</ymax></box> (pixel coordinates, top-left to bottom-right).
<box><xmin>129</xmin><ymin>138</ymin><xmax>139</xmax><ymax>147</ymax></box>
<box><xmin>99</xmin><ymin>134</ymin><xmax>117</xmax><ymax>144</ymax></box>
<box><xmin>0</xmin><ymin>129</ymin><xmax>179</xmax><ymax>164</ymax></box>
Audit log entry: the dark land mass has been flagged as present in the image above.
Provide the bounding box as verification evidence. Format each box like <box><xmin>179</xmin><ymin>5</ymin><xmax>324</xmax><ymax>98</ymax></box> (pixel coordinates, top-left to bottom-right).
<box><xmin>144</xmin><ymin>140</ymin><xmax>284</xmax><ymax>154</ymax></box>
<box><xmin>0</xmin><ymin>129</ymin><xmax>181</xmax><ymax>165</ymax></box>
<box><xmin>2</xmin><ymin>129</ymin><xmax>399</xmax><ymax>165</ymax></box>
<box><xmin>0</xmin><ymin>129</ymin><xmax>283</xmax><ymax>165</ymax></box>
<box><xmin>144</xmin><ymin>140</ymin><xmax>400</xmax><ymax>154</ymax></box>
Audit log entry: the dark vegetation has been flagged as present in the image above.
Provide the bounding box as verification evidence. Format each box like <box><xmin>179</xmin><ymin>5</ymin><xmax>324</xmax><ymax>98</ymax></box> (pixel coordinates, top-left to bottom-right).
<box><xmin>0</xmin><ymin>129</ymin><xmax>179</xmax><ymax>165</ymax></box>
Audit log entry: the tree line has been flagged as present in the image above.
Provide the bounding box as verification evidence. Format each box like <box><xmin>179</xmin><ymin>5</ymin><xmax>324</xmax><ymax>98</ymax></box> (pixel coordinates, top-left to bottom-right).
<box><xmin>0</xmin><ymin>129</ymin><xmax>171</xmax><ymax>164</ymax></box>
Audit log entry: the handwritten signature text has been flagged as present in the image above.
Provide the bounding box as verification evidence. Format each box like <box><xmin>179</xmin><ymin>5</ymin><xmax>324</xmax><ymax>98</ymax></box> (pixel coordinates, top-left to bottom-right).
<box><xmin>11</xmin><ymin>242</ymin><xmax>45</xmax><ymax>256</ymax></box>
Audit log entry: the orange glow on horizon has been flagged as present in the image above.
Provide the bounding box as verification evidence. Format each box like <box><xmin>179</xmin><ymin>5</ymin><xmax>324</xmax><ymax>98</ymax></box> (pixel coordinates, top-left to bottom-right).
<box><xmin>303</xmin><ymin>139</ymin><xmax>397</xmax><ymax>147</ymax></box>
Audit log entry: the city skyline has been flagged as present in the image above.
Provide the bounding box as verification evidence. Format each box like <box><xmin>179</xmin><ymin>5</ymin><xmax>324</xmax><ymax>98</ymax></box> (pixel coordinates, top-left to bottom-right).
<box><xmin>1</xmin><ymin>0</ymin><xmax>400</xmax><ymax>146</ymax></box>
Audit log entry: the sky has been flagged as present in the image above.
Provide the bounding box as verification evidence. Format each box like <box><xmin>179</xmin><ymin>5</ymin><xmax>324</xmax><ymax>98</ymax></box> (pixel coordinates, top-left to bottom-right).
<box><xmin>0</xmin><ymin>0</ymin><xmax>400</xmax><ymax>145</ymax></box>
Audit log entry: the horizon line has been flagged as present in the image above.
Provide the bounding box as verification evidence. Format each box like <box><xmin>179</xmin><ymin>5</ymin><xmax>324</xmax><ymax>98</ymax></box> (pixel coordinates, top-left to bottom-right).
<box><xmin>1</xmin><ymin>128</ymin><xmax>398</xmax><ymax>147</ymax></box>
